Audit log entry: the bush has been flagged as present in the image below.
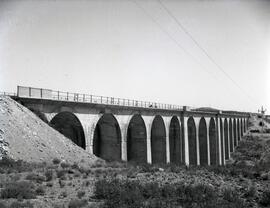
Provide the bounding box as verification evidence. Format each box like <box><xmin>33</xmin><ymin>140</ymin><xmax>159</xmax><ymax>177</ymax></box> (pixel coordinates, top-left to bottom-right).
<box><xmin>9</xmin><ymin>201</ymin><xmax>34</xmax><ymax>208</ymax></box>
<box><xmin>45</xmin><ymin>170</ymin><xmax>53</xmax><ymax>181</ymax></box>
<box><xmin>68</xmin><ymin>199</ymin><xmax>88</xmax><ymax>208</ymax></box>
<box><xmin>61</xmin><ymin>162</ymin><xmax>70</xmax><ymax>169</ymax></box>
<box><xmin>25</xmin><ymin>173</ymin><xmax>46</xmax><ymax>184</ymax></box>
<box><xmin>0</xmin><ymin>181</ymin><xmax>36</xmax><ymax>199</ymax></box>
<box><xmin>77</xmin><ymin>191</ymin><xmax>85</xmax><ymax>199</ymax></box>
<box><xmin>259</xmin><ymin>190</ymin><xmax>270</xmax><ymax>206</ymax></box>
<box><xmin>94</xmin><ymin>179</ymin><xmax>219</xmax><ymax>208</ymax></box>
<box><xmin>36</xmin><ymin>185</ymin><xmax>46</xmax><ymax>195</ymax></box>
<box><xmin>53</xmin><ymin>158</ymin><xmax>61</xmax><ymax>165</ymax></box>
<box><xmin>0</xmin><ymin>158</ymin><xmax>35</xmax><ymax>173</ymax></box>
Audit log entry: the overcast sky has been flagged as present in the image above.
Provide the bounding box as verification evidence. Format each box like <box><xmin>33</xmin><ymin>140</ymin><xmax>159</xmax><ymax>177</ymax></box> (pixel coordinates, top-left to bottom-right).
<box><xmin>0</xmin><ymin>0</ymin><xmax>269</xmax><ymax>112</ymax></box>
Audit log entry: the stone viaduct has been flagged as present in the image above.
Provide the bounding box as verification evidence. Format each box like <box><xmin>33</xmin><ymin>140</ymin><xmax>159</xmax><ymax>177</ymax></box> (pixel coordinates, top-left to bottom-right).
<box><xmin>14</xmin><ymin>86</ymin><xmax>250</xmax><ymax>166</ymax></box>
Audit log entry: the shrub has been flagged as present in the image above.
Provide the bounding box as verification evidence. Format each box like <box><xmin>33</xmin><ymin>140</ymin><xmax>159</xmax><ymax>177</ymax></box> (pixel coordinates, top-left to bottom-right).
<box><xmin>68</xmin><ymin>199</ymin><xmax>88</xmax><ymax>208</ymax></box>
<box><xmin>25</xmin><ymin>173</ymin><xmax>46</xmax><ymax>184</ymax></box>
<box><xmin>0</xmin><ymin>158</ymin><xmax>35</xmax><ymax>173</ymax></box>
<box><xmin>36</xmin><ymin>185</ymin><xmax>45</xmax><ymax>195</ymax></box>
<box><xmin>56</xmin><ymin>169</ymin><xmax>67</xmax><ymax>179</ymax></box>
<box><xmin>0</xmin><ymin>202</ymin><xmax>6</xmax><ymax>208</ymax></box>
<box><xmin>53</xmin><ymin>158</ymin><xmax>61</xmax><ymax>165</ymax></box>
<box><xmin>45</xmin><ymin>170</ymin><xmax>53</xmax><ymax>181</ymax></box>
<box><xmin>0</xmin><ymin>181</ymin><xmax>36</xmax><ymax>199</ymax></box>
<box><xmin>77</xmin><ymin>191</ymin><xmax>85</xmax><ymax>199</ymax></box>
<box><xmin>9</xmin><ymin>201</ymin><xmax>34</xmax><ymax>208</ymax></box>
<box><xmin>61</xmin><ymin>162</ymin><xmax>70</xmax><ymax>169</ymax></box>
<box><xmin>259</xmin><ymin>190</ymin><xmax>270</xmax><ymax>206</ymax></box>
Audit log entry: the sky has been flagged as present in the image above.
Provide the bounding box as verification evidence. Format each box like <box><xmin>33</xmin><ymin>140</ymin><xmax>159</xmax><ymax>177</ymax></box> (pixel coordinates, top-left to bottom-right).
<box><xmin>0</xmin><ymin>0</ymin><xmax>269</xmax><ymax>112</ymax></box>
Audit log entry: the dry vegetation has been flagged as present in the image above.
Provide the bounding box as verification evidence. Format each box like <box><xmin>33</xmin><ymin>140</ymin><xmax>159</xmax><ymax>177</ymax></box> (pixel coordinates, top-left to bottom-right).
<box><xmin>1</xmin><ymin>95</ymin><xmax>270</xmax><ymax>207</ymax></box>
<box><xmin>1</xmin><ymin>116</ymin><xmax>270</xmax><ymax>208</ymax></box>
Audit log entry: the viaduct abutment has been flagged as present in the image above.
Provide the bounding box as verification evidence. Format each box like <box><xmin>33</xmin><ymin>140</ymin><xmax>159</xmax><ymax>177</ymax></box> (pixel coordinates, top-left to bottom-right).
<box><xmin>16</xmin><ymin>97</ymin><xmax>250</xmax><ymax>166</ymax></box>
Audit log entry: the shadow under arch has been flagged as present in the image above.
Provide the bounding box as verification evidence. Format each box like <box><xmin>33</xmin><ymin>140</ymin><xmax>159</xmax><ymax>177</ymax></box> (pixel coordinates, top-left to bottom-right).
<box><xmin>169</xmin><ymin>116</ymin><xmax>181</xmax><ymax>164</ymax></box>
<box><xmin>93</xmin><ymin>113</ymin><xmax>121</xmax><ymax>161</ymax></box>
<box><xmin>209</xmin><ymin>117</ymin><xmax>218</xmax><ymax>165</ymax></box>
<box><xmin>50</xmin><ymin>111</ymin><xmax>86</xmax><ymax>149</ymax></box>
<box><xmin>188</xmin><ymin>117</ymin><xmax>197</xmax><ymax>165</ymax></box>
<box><xmin>224</xmin><ymin>118</ymin><xmax>229</xmax><ymax>159</ymax></box>
<box><xmin>199</xmin><ymin>117</ymin><xmax>207</xmax><ymax>166</ymax></box>
<box><xmin>127</xmin><ymin>114</ymin><xmax>147</xmax><ymax>163</ymax></box>
<box><xmin>151</xmin><ymin>115</ymin><xmax>166</xmax><ymax>164</ymax></box>
<box><xmin>229</xmin><ymin>119</ymin><xmax>233</xmax><ymax>153</ymax></box>
<box><xmin>233</xmin><ymin>119</ymin><xmax>237</xmax><ymax>147</ymax></box>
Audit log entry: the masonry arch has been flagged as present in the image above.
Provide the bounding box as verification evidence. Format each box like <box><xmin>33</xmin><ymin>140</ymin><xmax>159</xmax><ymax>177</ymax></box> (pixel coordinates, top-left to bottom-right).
<box><xmin>127</xmin><ymin>114</ymin><xmax>147</xmax><ymax>163</ymax></box>
<box><xmin>233</xmin><ymin>119</ymin><xmax>237</xmax><ymax>147</ymax></box>
<box><xmin>93</xmin><ymin>113</ymin><xmax>121</xmax><ymax>161</ymax></box>
<box><xmin>199</xmin><ymin>117</ymin><xmax>207</xmax><ymax>166</ymax></box>
<box><xmin>169</xmin><ymin>116</ymin><xmax>181</xmax><ymax>164</ymax></box>
<box><xmin>188</xmin><ymin>117</ymin><xmax>197</xmax><ymax>165</ymax></box>
<box><xmin>151</xmin><ymin>115</ymin><xmax>166</xmax><ymax>164</ymax></box>
<box><xmin>50</xmin><ymin>112</ymin><xmax>85</xmax><ymax>149</ymax></box>
<box><xmin>209</xmin><ymin>117</ymin><xmax>218</xmax><ymax>165</ymax></box>
<box><xmin>229</xmin><ymin>119</ymin><xmax>233</xmax><ymax>152</ymax></box>
<box><xmin>224</xmin><ymin>118</ymin><xmax>229</xmax><ymax>159</ymax></box>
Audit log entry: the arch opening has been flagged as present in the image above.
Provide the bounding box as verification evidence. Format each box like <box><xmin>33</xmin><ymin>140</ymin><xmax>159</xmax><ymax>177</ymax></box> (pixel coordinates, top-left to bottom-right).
<box><xmin>188</xmin><ymin>117</ymin><xmax>197</xmax><ymax>165</ymax></box>
<box><xmin>224</xmin><ymin>118</ymin><xmax>229</xmax><ymax>159</ymax></box>
<box><xmin>127</xmin><ymin>114</ymin><xmax>147</xmax><ymax>163</ymax></box>
<box><xmin>237</xmin><ymin>119</ymin><xmax>240</xmax><ymax>142</ymax></box>
<box><xmin>229</xmin><ymin>119</ymin><xmax>233</xmax><ymax>153</ymax></box>
<box><xmin>233</xmin><ymin>119</ymin><xmax>237</xmax><ymax>147</ymax></box>
<box><xmin>241</xmin><ymin>119</ymin><xmax>243</xmax><ymax>137</ymax></box>
<box><xmin>93</xmin><ymin>113</ymin><xmax>121</xmax><ymax>161</ymax></box>
<box><xmin>151</xmin><ymin>115</ymin><xmax>166</xmax><ymax>164</ymax></box>
<box><xmin>50</xmin><ymin>112</ymin><xmax>86</xmax><ymax>149</ymax></box>
<box><xmin>209</xmin><ymin>118</ymin><xmax>217</xmax><ymax>165</ymax></box>
<box><xmin>169</xmin><ymin>116</ymin><xmax>181</xmax><ymax>164</ymax></box>
<box><xmin>220</xmin><ymin>118</ymin><xmax>224</xmax><ymax>165</ymax></box>
<box><xmin>199</xmin><ymin>117</ymin><xmax>207</xmax><ymax>166</ymax></box>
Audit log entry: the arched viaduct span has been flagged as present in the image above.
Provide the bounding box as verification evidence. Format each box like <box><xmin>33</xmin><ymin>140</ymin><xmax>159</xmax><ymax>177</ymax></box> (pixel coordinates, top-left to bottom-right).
<box><xmin>15</xmin><ymin>86</ymin><xmax>250</xmax><ymax>166</ymax></box>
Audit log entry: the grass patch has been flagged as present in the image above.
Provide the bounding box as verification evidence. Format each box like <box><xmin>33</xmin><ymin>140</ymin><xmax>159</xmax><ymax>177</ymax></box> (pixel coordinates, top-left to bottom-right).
<box><xmin>0</xmin><ymin>181</ymin><xmax>36</xmax><ymax>199</ymax></box>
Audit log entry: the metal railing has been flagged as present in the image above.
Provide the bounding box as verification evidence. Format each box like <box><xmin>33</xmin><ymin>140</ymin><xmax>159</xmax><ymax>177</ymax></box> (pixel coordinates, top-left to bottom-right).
<box><xmin>15</xmin><ymin>86</ymin><xmax>183</xmax><ymax>111</ymax></box>
<box><xmin>50</xmin><ymin>90</ymin><xmax>183</xmax><ymax>110</ymax></box>
<box><xmin>0</xmin><ymin>91</ymin><xmax>16</xmax><ymax>96</ymax></box>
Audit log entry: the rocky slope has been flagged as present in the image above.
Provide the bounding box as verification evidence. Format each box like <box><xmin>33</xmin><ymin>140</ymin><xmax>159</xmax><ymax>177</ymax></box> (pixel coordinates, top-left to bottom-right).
<box><xmin>0</xmin><ymin>95</ymin><xmax>98</xmax><ymax>166</ymax></box>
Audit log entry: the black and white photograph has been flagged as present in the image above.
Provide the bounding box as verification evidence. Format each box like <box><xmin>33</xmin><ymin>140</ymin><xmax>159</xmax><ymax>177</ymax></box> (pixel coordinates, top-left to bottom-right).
<box><xmin>0</xmin><ymin>0</ymin><xmax>270</xmax><ymax>207</ymax></box>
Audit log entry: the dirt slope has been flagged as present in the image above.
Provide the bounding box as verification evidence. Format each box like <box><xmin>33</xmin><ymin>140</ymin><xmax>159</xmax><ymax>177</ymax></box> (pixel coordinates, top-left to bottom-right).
<box><xmin>0</xmin><ymin>95</ymin><xmax>98</xmax><ymax>166</ymax></box>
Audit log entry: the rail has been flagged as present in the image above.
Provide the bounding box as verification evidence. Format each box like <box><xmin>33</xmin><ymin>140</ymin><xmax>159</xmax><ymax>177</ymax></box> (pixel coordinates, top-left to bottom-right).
<box><xmin>15</xmin><ymin>86</ymin><xmax>183</xmax><ymax>111</ymax></box>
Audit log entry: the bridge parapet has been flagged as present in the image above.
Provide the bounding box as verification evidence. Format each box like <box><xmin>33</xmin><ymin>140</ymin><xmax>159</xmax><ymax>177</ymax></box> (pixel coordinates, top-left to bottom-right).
<box><xmin>16</xmin><ymin>86</ymin><xmax>183</xmax><ymax>111</ymax></box>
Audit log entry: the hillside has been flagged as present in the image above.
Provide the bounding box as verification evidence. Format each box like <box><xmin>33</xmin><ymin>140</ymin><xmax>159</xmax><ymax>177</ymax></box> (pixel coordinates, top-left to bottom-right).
<box><xmin>0</xmin><ymin>95</ymin><xmax>98</xmax><ymax>166</ymax></box>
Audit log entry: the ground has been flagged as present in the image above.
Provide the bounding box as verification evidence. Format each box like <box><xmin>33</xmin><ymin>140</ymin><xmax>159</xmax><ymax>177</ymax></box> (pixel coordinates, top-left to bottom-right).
<box><xmin>0</xmin><ymin>96</ymin><xmax>270</xmax><ymax>207</ymax></box>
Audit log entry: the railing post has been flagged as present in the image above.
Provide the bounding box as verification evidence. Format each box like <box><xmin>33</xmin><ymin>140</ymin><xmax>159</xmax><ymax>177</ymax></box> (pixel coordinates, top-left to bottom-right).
<box><xmin>29</xmin><ymin>87</ymin><xmax>31</xmax><ymax>97</ymax></box>
<box><xmin>90</xmin><ymin>95</ymin><xmax>92</xmax><ymax>103</ymax></box>
<box><xmin>83</xmin><ymin>94</ymin><xmax>85</xmax><ymax>102</ymax></box>
<box><xmin>67</xmin><ymin>92</ymin><xmax>69</xmax><ymax>101</ymax></box>
<box><xmin>57</xmin><ymin>91</ymin><xmax>59</xmax><ymax>100</ymax></box>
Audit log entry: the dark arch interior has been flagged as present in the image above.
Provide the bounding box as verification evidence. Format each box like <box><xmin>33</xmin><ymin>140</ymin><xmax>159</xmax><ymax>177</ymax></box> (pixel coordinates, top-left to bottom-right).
<box><xmin>50</xmin><ymin>112</ymin><xmax>86</xmax><ymax>149</ymax></box>
<box><xmin>233</xmin><ymin>119</ymin><xmax>237</xmax><ymax>147</ymax></box>
<box><xmin>188</xmin><ymin>117</ymin><xmax>197</xmax><ymax>165</ymax></box>
<box><xmin>241</xmin><ymin>119</ymin><xmax>243</xmax><ymax>137</ymax></box>
<box><xmin>229</xmin><ymin>119</ymin><xmax>233</xmax><ymax>153</ymax></box>
<box><xmin>93</xmin><ymin>114</ymin><xmax>121</xmax><ymax>161</ymax></box>
<box><xmin>151</xmin><ymin>115</ymin><xmax>166</xmax><ymax>164</ymax></box>
<box><xmin>224</xmin><ymin>119</ymin><xmax>229</xmax><ymax>159</ymax></box>
<box><xmin>127</xmin><ymin>114</ymin><xmax>147</xmax><ymax>163</ymax></box>
<box><xmin>199</xmin><ymin>118</ymin><xmax>207</xmax><ymax>166</ymax></box>
<box><xmin>209</xmin><ymin>118</ymin><xmax>217</xmax><ymax>165</ymax></box>
<box><xmin>169</xmin><ymin>116</ymin><xmax>181</xmax><ymax>164</ymax></box>
<box><xmin>237</xmin><ymin>119</ymin><xmax>241</xmax><ymax>142</ymax></box>
<box><xmin>220</xmin><ymin>118</ymin><xmax>224</xmax><ymax>165</ymax></box>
